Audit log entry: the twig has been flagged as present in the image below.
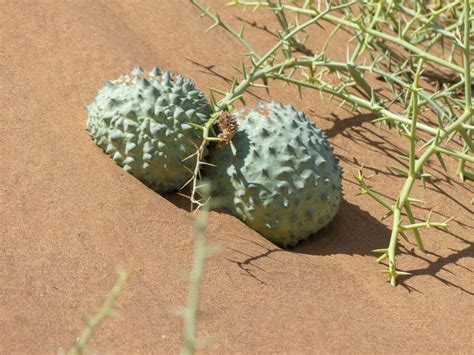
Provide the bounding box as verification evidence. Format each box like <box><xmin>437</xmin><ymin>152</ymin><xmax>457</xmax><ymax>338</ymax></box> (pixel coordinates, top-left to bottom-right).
<box><xmin>181</xmin><ymin>184</ymin><xmax>214</xmax><ymax>355</ymax></box>
<box><xmin>191</xmin><ymin>0</ymin><xmax>473</xmax><ymax>285</ymax></box>
<box><xmin>68</xmin><ymin>268</ymin><xmax>132</xmax><ymax>354</ymax></box>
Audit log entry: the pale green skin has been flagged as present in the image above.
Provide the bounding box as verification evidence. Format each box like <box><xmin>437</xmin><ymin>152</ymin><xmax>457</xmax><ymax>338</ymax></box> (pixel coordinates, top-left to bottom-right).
<box><xmin>207</xmin><ymin>101</ymin><xmax>343</xmax><ymax>247</ymax></box>
<box><xmin>86</xmin><ymin>67</ymin><xmax>211</xmax><ymax>193</ymax></box>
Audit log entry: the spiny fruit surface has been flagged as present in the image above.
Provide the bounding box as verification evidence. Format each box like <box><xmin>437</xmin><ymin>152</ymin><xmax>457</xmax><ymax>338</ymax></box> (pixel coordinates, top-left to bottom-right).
<box><xmin>86</xmin><ymin>67</ymin><xmax>211</xmax><ymax>193</ymax></box>
<box><xmin>207</xmin><ymin>101</ymin><xmax>343</xmax><ymax>247</ymax></box>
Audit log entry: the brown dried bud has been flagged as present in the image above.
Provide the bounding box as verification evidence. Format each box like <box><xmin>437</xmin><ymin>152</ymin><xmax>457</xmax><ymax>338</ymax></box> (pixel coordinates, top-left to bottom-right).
<box><xmin>217</xmin><ymin>111</ymin><xmax>237</xmax><ymax>147</ymax></box>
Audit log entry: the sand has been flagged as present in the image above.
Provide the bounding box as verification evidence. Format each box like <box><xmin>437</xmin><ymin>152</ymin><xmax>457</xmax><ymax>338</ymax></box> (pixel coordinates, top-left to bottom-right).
<box><xmin>1</xmin><ymin>0</ymin><xmax>472</xmax><ymax>353</ymax></box>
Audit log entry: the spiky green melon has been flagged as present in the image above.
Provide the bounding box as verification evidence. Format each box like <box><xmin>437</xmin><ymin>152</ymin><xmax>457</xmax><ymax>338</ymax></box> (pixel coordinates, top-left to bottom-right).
<box><xmin>206</xmin><ymin>101</ymin><xmax>342</xmax><ymax>247</ymax></box>
<box><xmin>86</xmin><ymin>67</ymin><xmax>211</xmax><ymax>193</ymax></box>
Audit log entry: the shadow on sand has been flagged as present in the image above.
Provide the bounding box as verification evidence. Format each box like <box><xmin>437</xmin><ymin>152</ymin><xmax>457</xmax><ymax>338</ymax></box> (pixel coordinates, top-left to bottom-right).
<box><xmin>159</xmin><ymin>82</ymin><xmax>472</xmax><ymax>293</ymax></box>
<box><xmin>164</xmin><ymin>188</ymin><xmax>473</xmax><ymax>294</ymax></box>
<box><xmin>292</xmin><ymin>200</ymin><xmax>389</xmax><ymax>257</ymax></box>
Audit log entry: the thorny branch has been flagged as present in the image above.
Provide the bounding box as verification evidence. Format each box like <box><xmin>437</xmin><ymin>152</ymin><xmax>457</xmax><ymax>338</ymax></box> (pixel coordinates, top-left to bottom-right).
<box><xmin>190</xmin><ymin>0</ymin><xmax>473</xmax><ymax>285</ymax></box>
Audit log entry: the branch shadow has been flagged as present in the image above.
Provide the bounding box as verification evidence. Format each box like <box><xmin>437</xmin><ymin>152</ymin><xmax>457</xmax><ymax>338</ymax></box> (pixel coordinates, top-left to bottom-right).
<box><xmin>398</xmin><ymin>243</ymin><xmax>474</xmax><ymax>295</ymax></box>
<box><xmin>160</xmin><ymin>109</ymin><xmax>472</xmax><ymax>293</ymax></box>
<box><xmin>317</xmin><ymin>112</ymin><xmax>376</xmax><ymax>138</ymax></box>
<box><xmin>235</xmin><ymin>16</ymin><xmax>277</xmax><ymax>39</ymax></box>
<box><xmin>187</xmin><ymin>58</ymin><xmax>233</xmax><ymax>85</ymax></box>
<box><xmin>235</xmin><ymin>16</ymin><xmax>315</xmax><ymax>56</ymax></box>
<box><xmin>317</xmin><ymin>112</ymin><xmax>474</xmax><ymax>213</ymax></box>
<box><xmin>291</xmin><ymin>200</ymin><xmax>473</xmax><ymax>294</ymax></box>
<box><xmin>314</xmin><ymin>112</ymin><xmax>410</xmax><ymax>174</ymax></box>
<box><xmin>224</xmin><ymin>237</ymin><xmax>282</xmax><ymax>285</ymax></box>
<box><xmin>187</xmin><ymin>58</ymin><xmax>264</xmax><ymax>101</ymax></box>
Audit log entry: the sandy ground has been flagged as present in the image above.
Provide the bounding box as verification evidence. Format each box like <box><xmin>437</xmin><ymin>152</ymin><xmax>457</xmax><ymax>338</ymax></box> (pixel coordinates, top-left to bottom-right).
<box><xmin>1</xmin><ymin>0</ymin><xmax>473</xmax><ymax>353</ymax></box>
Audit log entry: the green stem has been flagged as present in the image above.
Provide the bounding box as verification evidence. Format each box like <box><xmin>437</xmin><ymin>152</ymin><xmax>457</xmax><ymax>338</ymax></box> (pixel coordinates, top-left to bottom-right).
<box><xmin>408</xmin><ymin>59</ymin><xmax>424</xmax><ymax>178</ymax></box>
<box><xmin>435</xmin><ymin>146</ymin><xmax>474</xmax><ymax>162</ymax></box>
<box><xmin>463</xmin><ymin>0</ymin><xmax>472</xmax><ymax>111</ymax></box>
<box><xmin>216</xmin><ymin>12</ymin><xmax>332</xmax><ymax>110</ymax></box>
<box><xmin>265</xmin><ymin>73</ymin><xmax>439</xmax><ymax>135</ymax></box>
<box><xmin>400</xmin><ymin>1</ymin><xmax>460</xmax><ymax>41</ymax></box>
<box><xmin>234</xmin><ymin>1</ymin><xmax>466</xmax><ymax>73</ymax></box>
<box><xmin>386</xmin><ymin>110</ymin><xmax>471</xmax><ymax>284</ymax></box>
<box><xmin>355</xmin><ymin>171</ymin><xmax>394</xmax><ymax>212</ymax></box>
<box><xmin>191</xmin><ymin>0</ymin><xmax>257</xmax><ymax>57</ymax></box>
<box><xmin>402</xmin><ymin>221</ymin><xmax>448</xmax><ymax>230</ymax></box>
<box><xmin>69</xmin><ymin>269</ymin><xmax>131</xmax><ymax>355</ymax></box>
<box><xmin>456</xmin><ymin>0</ymin><xmax>473</xmax><ymax>181</ymax></box>
<box><xmin>196</xmin><ymin>0</ymin><xmax>473</xmax><ymax>286</ymax></box>
<box><xmin>404</xmin><ymin>204</ymin><xmax>424</xmax><ymax>251</ymax></box>
<box><xmin>181</xmin><ymin>186</ymin><xmax>211</xmax><ymax>355</ymax></box>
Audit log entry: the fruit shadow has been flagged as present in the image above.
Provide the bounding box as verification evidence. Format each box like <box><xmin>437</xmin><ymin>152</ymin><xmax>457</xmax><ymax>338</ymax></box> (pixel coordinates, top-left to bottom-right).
<box><xmin>291</xmin><ymin>200</ymin><xmax>390</xmax><ymax>258</ymax></box>
<box><xmin>164</xmin><ymin>191</ymin><xmax>472</xmax><ymax>294</ymax></box>
<box><xmin>162</xmin><ymin>113</ymin><xmax>472</xmax><ymax>291</ymax></box>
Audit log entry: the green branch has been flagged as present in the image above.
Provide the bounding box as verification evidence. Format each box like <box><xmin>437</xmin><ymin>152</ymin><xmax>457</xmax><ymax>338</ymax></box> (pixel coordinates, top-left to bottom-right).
<box><xmin>191</xmin><ymin>0</ymin><xmax>257</xmax><ymax>57</ymax></box>
<box><xmin>68</xmin><ymin>268</ymin><xmax>131</xmax><ymax>355</ymax></box>
<box><xmin>181</xmin><ymin>184</ymin><xmax>215</xmax><ymax>355</ymax></box>
<box><xmin>232</xmin><ymin>1</ymin><xmax>467</xmax><ymax>74</ymax></box>
<box><xmin>192</xmin><ymin>0</ymin><xmax>473</xmax><ymax>286</ymax></box>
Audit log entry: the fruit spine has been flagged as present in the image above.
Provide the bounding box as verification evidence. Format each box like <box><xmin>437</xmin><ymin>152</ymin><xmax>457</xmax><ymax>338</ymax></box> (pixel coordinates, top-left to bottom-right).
<box><xmin>86</xmin><ymin>67</ymin><xmax>211</xmax><ymax>193</ymax></box>
<box><xmin>206</xmin><ymin>101</ymin><xmax>343</xmax><ymax>247</ymax></box>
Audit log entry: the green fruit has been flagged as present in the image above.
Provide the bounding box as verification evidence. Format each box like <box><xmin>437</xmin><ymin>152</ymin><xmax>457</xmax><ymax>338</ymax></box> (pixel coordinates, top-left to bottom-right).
<box><xmin>86</xmin><ymin>67</ymin><xmax>211</xmax><ymax>193</ymax></box>
<box><xmin>206</xmin><ymin>101</ymin><xmax>343</xmax><ymax>247</ymax></box>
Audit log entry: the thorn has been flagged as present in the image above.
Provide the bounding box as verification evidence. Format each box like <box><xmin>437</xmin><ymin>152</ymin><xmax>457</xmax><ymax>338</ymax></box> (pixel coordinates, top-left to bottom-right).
<box><xmin>183</xmin><ymin>165</ymin><xmax>195</xmax><ymax>175</ymax></box>
<box><xmin>396</xmin><ymin>270</ymin><xmax>411</xmax><ymax>276</ymax></box>
<box><xmin>376</xmin><ymin>253</ymin><xmax>388</xmax><ymax>263</ymax></box>
<box><xmin>199</xmin><ymin>161</ymin><xmax>217</xmax><ymax>167</ymax></box>
<box><xmin>182</xmin><ymin>151</ymin><xmax>198</xmax><ymax>162</ymax></box>
<box><xmin>177</xmin><ymin>192</ymin><xmax>191</xmax><ymax>200</ymax></box>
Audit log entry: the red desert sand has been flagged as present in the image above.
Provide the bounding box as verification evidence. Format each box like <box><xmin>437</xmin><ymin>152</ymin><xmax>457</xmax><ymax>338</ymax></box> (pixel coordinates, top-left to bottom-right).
<box><xmin>1</xmin><ymin>1</ymin><xmax>473</xmax><ymax>353</ymax></box>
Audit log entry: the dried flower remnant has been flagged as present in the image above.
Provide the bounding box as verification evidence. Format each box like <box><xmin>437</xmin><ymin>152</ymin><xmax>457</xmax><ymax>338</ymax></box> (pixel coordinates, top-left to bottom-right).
<box><xmin>217</xmin><ymin>111</ymin><xmax>237</xmax><ymax>147</ymax></box>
